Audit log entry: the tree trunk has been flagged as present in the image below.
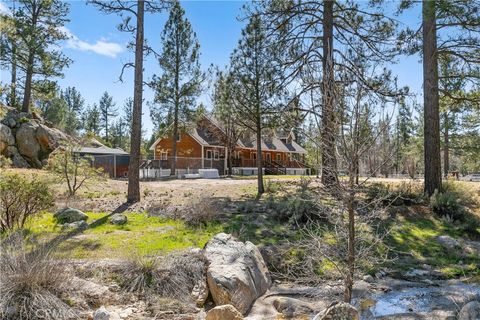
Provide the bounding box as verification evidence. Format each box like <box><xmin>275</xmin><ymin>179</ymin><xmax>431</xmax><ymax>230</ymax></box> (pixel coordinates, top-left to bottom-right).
<box><xmin>344</xmin><ymin>189</ymin><xmax>355</xmax><ymax>303</ymax></box>
<box><xmin>21</xmin><ymin>6</ymin><xmax>38</xmax><ymax>113</ymax></box>
<box><xmin>21</xmin><ymin>51</ymin><xmax>35</xmax><ymax>113</ymax></box>
<box><xmin>227</xmin><ymin>141</ymin><xmax>233</xmax><ymax>176</ymax></box>
<box><xmin>256</xmin><ymin>116</ymin><xmax>264</xmax><ymax>196</ymax></box>
<box><xmin>443</xmin><ymin>112</ymin><xmax>449</xmax><ymax>178</ymax></box>
<box><xmin>422</xmin><ymin>0</ymin><xmax>442</xmax><ymax>196</ymax></box>
<box><xmin>171</xmin><ymin>121</ymin><xmax>178</xmax><ymax>176</ymax></box>
<box><xmin>321</xmin><ymin>0</ymin><xmax>338</xmax><ymax>188</ymax></box>
<box><xmin>127</xmin><ymin>0</ymin><xmax>144</xmax><ymax>203</ymax></box>
<box><xmin>10</xmin><ymin>39</ymin><xmax>17</xmax><ymax>109</ymax></box>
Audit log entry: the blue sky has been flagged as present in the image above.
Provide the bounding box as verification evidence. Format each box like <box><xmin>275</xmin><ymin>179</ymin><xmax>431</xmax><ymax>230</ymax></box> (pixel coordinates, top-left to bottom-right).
<box><xmin>0</xmin><ymin>0</ymin><xmax>424</xmax><ymax>137</ymax></box>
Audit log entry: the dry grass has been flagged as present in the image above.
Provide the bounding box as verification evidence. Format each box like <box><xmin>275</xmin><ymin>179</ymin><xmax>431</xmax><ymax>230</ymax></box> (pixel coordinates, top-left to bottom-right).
<box><xmin>118</xmin><ymin>250</ymin><xmax>207</xmax><ymax>303</ymax></box>
<box><xmin>0</xmin><ymin>234</ymin><xmax>76</xmax><ymax>320</ymax></box>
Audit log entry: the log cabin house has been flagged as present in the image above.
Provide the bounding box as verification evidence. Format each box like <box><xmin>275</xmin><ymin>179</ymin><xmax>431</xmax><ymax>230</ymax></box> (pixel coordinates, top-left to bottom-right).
<box><xmin>145</xmin><ymin>117</ymin><xmax>309</xmax><ymax>177</ymax></box>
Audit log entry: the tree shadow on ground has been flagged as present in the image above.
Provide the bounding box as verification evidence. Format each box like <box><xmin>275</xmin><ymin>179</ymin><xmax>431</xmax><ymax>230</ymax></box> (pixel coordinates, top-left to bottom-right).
<box><xmin>30</xmin><ymin>202</ymin><xmax>133</xmax><ymax>255</ymax></box>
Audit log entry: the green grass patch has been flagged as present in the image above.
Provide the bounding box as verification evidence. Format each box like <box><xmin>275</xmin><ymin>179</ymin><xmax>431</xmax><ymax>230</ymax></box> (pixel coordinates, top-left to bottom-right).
<box><xmin>25</xmin><ymin>212</ymin><xmax>223</xmax><ymax>259</ymax></box>
<box><xmin>387</xmin><ymin>217</ymin><xmax>480</xmax><ymax>278</ymax></box>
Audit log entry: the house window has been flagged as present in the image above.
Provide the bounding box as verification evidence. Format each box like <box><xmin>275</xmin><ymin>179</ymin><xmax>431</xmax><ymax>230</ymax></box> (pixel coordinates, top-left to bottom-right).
<box><xmin>276</xmin><ymin>154</ymin><xmax>282</xmax><ymax>162</ymax></box>
<box><xmin>206</xmin><ymin>150</ymin><xmax>213</xmax><ymax>159</ymax></box>
<box><xmin>175</xmin><ymin>133</ymin><xmax>181</xmax><ymax>142</ymax></box>
<box><xmin>251</xmin><ymin>152</ymin><xmax>257</xmax><ymax>160</ymax></box>
<box><xmin>265</xmin><ymin>153</ymin><xmax>271</xmax><ymax>162</ymax></box>
<box><xmin>214</xmin><ymin>150</ymin><xmax>219</xmax><ymax>160</ymax></box>
<box><xmin>160</xmin><ymin>152</ymin><xmax>168</xmax><ymax>160</ymax></box>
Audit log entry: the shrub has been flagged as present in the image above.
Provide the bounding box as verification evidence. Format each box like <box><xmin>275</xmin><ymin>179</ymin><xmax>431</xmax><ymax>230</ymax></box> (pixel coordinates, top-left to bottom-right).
<box><xmin>265</xmin><ymin>179</ymin><xmax>281</xmax><ymax>193</ymax></box>
<box><xmin>0</xmin><ymin>235</ymin><xmax>75</xmax><ymax>319</ymax></box>
<box><xmin>430</xmin><ymin>190</ymin><xmax>465</xmax><ymax>221</ymax></box>
<box><xmin>119</xmin><ymin>250</ymin><xmax>207</xmax><ymax>302</ymax></box>
<box><xmin>182</xmin><ymin>197</ymin><xmax>220</xmax><ymax>226</ymax></box>
<box><xmin>272</xmin><ymin>196</ymin><xmax>327</xmax><ymax>224</ymax></box>
<box><xmin>120</xmin><ymin>254</ymin><xmax>160</xmax><ymax>294</ymax></box>
<box><xmin>297</xmin><ymin>177</ymin><xmax>312</xmax><ymax>195</ymax></box>
<box><xmin>47</xmin><ymin>144</ymin><xmax>104</xmax><ymax>197</ymax></box>
<box><xmin>0</xmin><ymin>155</ymin><xmax>12</xmax><ymax>168</ymax></box>
<box><xmin>366</xmin><ymin>182</ymin><xmax>423</xmax><ymax>206</ymax></box>
<box><xmin>0</xmin><ymin>173</ymin><xmax>54</xmax><ymax>233</ymax></box>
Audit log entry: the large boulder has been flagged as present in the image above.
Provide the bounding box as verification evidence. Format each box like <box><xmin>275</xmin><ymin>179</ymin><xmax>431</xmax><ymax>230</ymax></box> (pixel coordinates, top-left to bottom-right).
<box><xmin>6</xmin><ymin>146</ymin><xmax>30</xmax><ymax>168</ymax></box>
<box><xmin>458</xmin><ymin>301</ymin><xmax>480</xmax><ymax>320</ymax></box>
<box><xmin>205</xmin><ymin>304</ymin><xmax>243</xmax><ymax>320</ymax></box>
<box><xmin>54</xmin><ymin>207</ymin><xmax>88</xmax><ymax>223</ymax></box>
<box><xmin>36</xmin><ymin>124</ymin><xmax>67</xmax><ymax>153</ymax></box>
<box><xmin>204</xmin><ymin>233</ymin><xmax>271</xmax><ymax>315</ymax></box>
<box><xmin>0</xmin><ymin>123</ymin><xmax>15</xmax><ymax>154</ymax></box>
<box><xmin>313</xmin><ymin>302</ymin><xmax>359</xmax><ymax>320</ymax></box>
<box><xmin>2</xmin><ymin>108</ymin><xmax>69</xmax><ymax>168</ymax></box>
<box><xmin>15</xmin><ymin>121</ymin><xmax>42</xmax><ymax>167</ymax></box>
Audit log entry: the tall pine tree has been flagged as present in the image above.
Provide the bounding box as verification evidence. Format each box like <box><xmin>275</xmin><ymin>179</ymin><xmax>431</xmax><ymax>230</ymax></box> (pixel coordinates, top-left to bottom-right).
<box><xmin>229</xmin><ymin>14</ymin><xmax>286</xmax><ymax>196</ymax></box>
<box><xmin>150</xmin><ymin>0</ymin><xmax>203</xmax><ymax>176</ymax></box>
<box><xmin>99</xmin><ymin>91</ymin><xmax>118</xmax><ymax>143</ymax></box>
<box><xmin>61</xmin><ymin>86</ymin><xmax>85</xmax><ymax>135</ymax></box>
<box><xmin>9</xmin><ymin>0</ymin><xmax>72</xmax><ymax>112</ymax></box>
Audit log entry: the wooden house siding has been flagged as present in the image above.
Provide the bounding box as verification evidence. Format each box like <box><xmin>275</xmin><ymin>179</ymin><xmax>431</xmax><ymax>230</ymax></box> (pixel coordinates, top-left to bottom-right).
<box><xmin>153</xmin><ymin>133</ymin><xmax>202</xmax><ymax>159</ymax></box>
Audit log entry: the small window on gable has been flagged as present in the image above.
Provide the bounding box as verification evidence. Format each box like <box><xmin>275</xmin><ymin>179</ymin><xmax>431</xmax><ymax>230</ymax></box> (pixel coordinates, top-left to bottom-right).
<box><xmin>206</xmin><ymin>150</ymin><xmax>213</xmax><ymax>159</ymax></box>
<box><xmin>176</xmin><ymin>133</ymin><xmax>181</xmax><ymax>142</ymax></box>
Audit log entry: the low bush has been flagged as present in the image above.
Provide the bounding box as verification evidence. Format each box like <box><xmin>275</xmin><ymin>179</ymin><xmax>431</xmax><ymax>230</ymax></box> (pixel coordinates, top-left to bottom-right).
<box><xmin>297</xmin><ymin>176</ymin><xmax>313</xmax><ymax>195</ymax></box>
<box><xmin>0</xmin><ymin>155</ymin><xmax>12</xmax><ymax>168</ymax></box>
<box><xmin>0</xmin><ymin>173</ymin><xmax>54</xmax><ymax>233</ymax></box>
<box><xmin>430</xmin><ymin>190</ymin><xmax>465</xmax><ymax>221</ymax></box>
<box><xmin>119</xmin><ymin>250</ymin><xmax>207</xmax><ymax>303</ymax></box>
<box><xmin>366</xmin><ymin>182</ymin><xmax>423</xmax><ymax>206</ymax></box>
<box><xmin>120</xmin><ymin>254</ymin><xmax>160</xmax><ymax>294</ymax></box>
<box><xmin>271</xmin><ymin>196</ymin><xmax>327</xmax><ymax>224</ymax></box>
<box><xmin>182</xmin><ymin>197</ymin><xmax>220</xmax><ymax>226</ymax></box>
<box><xmin>0</xmin><ymin>235</ymin><xmax>75</xmax><ymax>319</ymax></box>
<box><xmin>265</xmin><ymin>179</ymin><xmax>282</xmax><ymax>194</ymax></box>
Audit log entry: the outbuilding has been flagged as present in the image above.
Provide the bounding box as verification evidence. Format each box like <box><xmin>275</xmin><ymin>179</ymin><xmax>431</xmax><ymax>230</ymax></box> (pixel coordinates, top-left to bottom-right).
<box><xmin>75</xmin><ymin>146</ymin><xmax>130</xmax><ymax>178</ymax></box>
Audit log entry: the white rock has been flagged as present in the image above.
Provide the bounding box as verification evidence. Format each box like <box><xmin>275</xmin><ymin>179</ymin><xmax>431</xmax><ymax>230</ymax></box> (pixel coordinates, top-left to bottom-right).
<box><xmin>93</xmin><ymin>306</ymin><xmax>110</xmax><ymax>320</ymax></box>
<box><xmin>204</xmin><ymin>233</ymin><xmax>271</xmax><ymax>315</ymax></box>
<box><xmin>206</xmin><ymin>304</ymin><xmax>243</xmax><ymax>320</ymax></box>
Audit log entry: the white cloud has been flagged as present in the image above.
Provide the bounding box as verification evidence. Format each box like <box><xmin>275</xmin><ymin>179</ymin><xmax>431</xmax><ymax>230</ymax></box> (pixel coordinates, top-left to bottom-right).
<box><xmin>0</xmin><ymin>2</ymin><xmax>12</xmax><ymax>15</ymax></box>
<box><xmin>60</xmin><ymin>27</ymin><xmax>124</xmax><ymax>58</ymax></box>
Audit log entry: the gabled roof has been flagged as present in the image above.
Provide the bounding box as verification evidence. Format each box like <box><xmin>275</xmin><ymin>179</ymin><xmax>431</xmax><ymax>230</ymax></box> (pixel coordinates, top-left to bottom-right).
<box><xmin>148</xmin><ymin>115</ymin><xmax>306</xmax><ymax>154</ymax></box>
<box><xmin>75</xmin><ymin>146</ymin><xmax>129</xmax><ymax>155</ymax></box>
<box><xmin>238</xmin><ymin>136</ymin><xmax>306</xmax><ymax>154</ymax></box>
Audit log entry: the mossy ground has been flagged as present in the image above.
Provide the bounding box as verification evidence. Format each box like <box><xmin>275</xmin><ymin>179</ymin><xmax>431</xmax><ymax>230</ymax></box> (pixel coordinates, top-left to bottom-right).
<box><xmin>26</xmin><ymin>212</ymin><xmax>223</xmax><ymax>259</ymax></box>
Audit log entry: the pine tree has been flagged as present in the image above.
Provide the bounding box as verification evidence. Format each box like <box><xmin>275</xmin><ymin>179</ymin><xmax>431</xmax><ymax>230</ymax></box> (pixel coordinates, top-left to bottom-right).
<box><xmin>150</xmin><ymin>0</ymin><xmax>204</xmax><ymax>176</ymax></box>
<box><xmin>399</xmin><ymin>0</ymin><xmax>480</xmax><ymax>195</ymax></box>
<box><xmin>38</xmin><ymin>94</ymin><xmax>68</xmax><ymax>129</ymax></box>
<box><xmin>229</xmin><ymin>14</ymin><xmax>286</xmax><ymax>196</ymax></box>
<box><xmin>89</xmin><ymin>0</ymin><xmax>166</xmax><ymax>203</ymax></box>
<box><xmin>260</xmin><ymin>0</ymin><xmax>402</xmax><ymax>191</ymax></box>
<box><xmin>0</xmin><ymin>1</ymin><xmax>20</xmax><ymax>109</ymax></box>
<box><xmin>61</xmin><ymin>86</ymin><xmax>85</xmax><ymax>135</ymax></box>
<box><xmin>8</xmin><ymin>0</ymin><xmax>72</xmax><ymax>113</ymax></box>
<box><xmin>99</xmin><ymin>91</ymin><xmax>118</xmax><ymax>143</ymax></box>
<box><xmin>85</xmin><ymin>104</ymin><xmax>101</xmax><ymax>136</ymax></box>
<box><xmin>213</xmin><ymin>69</ymin><xmax>243</xmax><ymax>176</ymax></box>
